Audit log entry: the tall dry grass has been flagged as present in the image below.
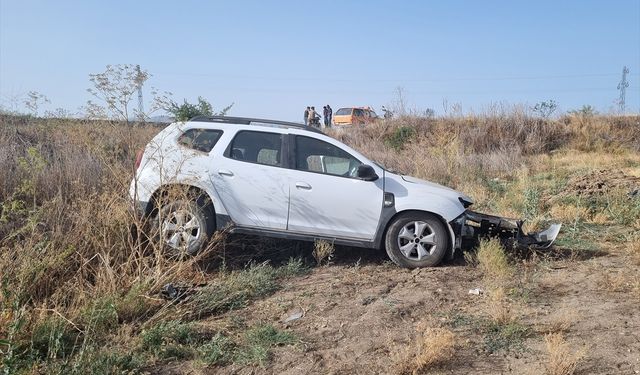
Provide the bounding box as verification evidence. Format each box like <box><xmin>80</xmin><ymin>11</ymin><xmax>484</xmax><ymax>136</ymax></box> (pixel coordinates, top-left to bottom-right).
<box><xmin>1</xmin><ymin>112</ymin><xmax>638</xmax><ymax>372</ymax></box>
<box><xmin>330</xmin><ymin>112</ymin><xmax>639</xmax><ymax>189</ymax></box>
<box><xmin>0</xmin><ymin>115</ymin><xmax>217</xmax><ymax>373</ymax></box>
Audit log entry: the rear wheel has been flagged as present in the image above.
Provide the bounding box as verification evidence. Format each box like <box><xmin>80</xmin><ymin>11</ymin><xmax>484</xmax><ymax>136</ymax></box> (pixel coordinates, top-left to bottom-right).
<box><xmin>384</xmin><ymin>212</ymin><xmax>448</xmax><ymax>268</ymax></box>
<box><xmin>155</xmin><ymin>195</ymin><xmax>215</xmax><ymax>257</ymax></box>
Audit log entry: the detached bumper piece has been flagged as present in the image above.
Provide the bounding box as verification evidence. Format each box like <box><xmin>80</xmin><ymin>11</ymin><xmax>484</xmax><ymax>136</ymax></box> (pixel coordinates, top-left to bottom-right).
<box><xmin>453</xmin><ymin>210</ymin><xmax>561</xmax><ymax>251</ymax></box>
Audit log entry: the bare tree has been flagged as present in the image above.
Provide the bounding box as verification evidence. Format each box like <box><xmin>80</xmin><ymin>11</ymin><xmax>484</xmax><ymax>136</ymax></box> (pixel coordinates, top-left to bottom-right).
<box><xmin>24</xmin><ymin>91</ymin><xmax>50</xmax><ymax>117</ymax></box>
<box><xmin>85</xmin><ymin>64</ymin><xmax>171</xmax><ymax>124</ymax></box>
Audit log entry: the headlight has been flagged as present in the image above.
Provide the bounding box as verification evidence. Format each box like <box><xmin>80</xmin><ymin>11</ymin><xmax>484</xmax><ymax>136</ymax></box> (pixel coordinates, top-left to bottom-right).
<box><xmin>459</xmin><ymin>197</ymin><xmax>473</xmax><ymax>208</ymax></box>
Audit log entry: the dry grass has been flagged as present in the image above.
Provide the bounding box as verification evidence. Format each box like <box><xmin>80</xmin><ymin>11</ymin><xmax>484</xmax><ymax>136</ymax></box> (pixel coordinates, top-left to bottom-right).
<box><xmin>476</xmin><ymin>239</ymin><xmax>514</xmax><ymax>281</ymax></box>
<box><xmin>487</xmin><ymin>287</ymin><xmax>516</xmax><ymax>325</ymax></box>
<box><xmin>538</xmin><ymin>307</ymin><xmax>579</xmax><ymax>334</ymax></box>
<box><xmin>550</xmin><ymin>204</ymin><xmax>590</xmax><ymax>224</ymax></box>
<box><xmin>628</xmin><ymin>237</ymin><xmax>640</xmax><ymax>266</ymax></box>
<box><xmin>2</xmin><ymin>112</ymin><xmax>639</xmax><ymax>372</ymax></box>
<box><xmin>312</xmin><ymin>240</ymin><xmax>335</xmax><ymax>266</ymax></box>
<box><xmin>393</xmin><ymin>324</ymin><xmax>456</xmax><ymax>375</ymax></box>
<box><xmin>544</xmin><ymin>333</ymin><xmax>586</xmax><ymax>375</ymax></box>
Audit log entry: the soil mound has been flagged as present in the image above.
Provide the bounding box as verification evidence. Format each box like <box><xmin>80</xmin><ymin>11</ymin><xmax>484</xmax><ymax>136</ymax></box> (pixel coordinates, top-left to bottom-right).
<box><xmin>563</xmin><ymin>169</ymin><xmax>640</xmax><ymax>198</ymax></box>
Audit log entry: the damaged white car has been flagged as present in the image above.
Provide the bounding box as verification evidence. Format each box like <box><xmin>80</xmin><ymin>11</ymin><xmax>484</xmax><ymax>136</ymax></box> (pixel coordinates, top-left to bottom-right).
<box><xmin>130</xmin><ymin>116</ymin><xmax>561</xmax><ymax>268</ymax></box>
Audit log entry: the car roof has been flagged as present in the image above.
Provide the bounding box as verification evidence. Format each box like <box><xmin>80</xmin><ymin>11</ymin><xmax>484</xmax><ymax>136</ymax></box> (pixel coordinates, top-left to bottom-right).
<box><xmin>337</xmin><ymin>107</ymin><xmax>374</xmax><ymax>111</ymax></box>
<box><xmin>187</xmin><ymin>115</ymin><xmax>324</xmax><ymax>134</ymax></box>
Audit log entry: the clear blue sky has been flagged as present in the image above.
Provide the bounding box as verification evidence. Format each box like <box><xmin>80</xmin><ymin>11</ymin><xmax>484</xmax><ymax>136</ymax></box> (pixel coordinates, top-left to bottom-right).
<box><xmin>1</xmin><ymin>0</ymin><xmax>639</xmax><ymax>120</ymax></box>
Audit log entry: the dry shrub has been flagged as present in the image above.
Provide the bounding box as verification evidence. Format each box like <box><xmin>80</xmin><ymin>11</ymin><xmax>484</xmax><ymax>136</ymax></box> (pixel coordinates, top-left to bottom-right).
<box><xmin>393</xmin><ymin>324</ymin><xmax>456</xmax><ymax>375</ymax></box>
<box><xmin>544</xmin><ymin>333</ymin><xmax>586</xmax><ymax>375</ymax></box>
<box><xmin>589</xmin><ymin>212</ymin><xmax>609</xmax><ymax>224</ymax></box>
<box><xmin>550</xmin><ymin>204</ymin><xmax>589</xmax><ymax>224</ymax></box>
<box><xmin>540</xmin><ymin>307</ymin><xmax>579</xmax><ymax>334</ymax></box>
<box><xmin>628</xmin><ymin>236</ymin><xmax>640</xmax><ymax>266</ymax></box>
<box><xmin>0</xmin><ymin>118</ymin><xmax>213</xmax><ymax>354</ymax></box>
<box><xmin>487</xmin><ymin>287</ymin><xmax>516</xmax><ymax>325</ymax></box>
<box><xmin>312</xmin><ymin>240</ymin><xmax>335</xmax><ymax>265</ymax></box>
<box><xmin>476</xmin><ymin>239</ymin><xmax>513</xmax><ymax>281</ymax></box>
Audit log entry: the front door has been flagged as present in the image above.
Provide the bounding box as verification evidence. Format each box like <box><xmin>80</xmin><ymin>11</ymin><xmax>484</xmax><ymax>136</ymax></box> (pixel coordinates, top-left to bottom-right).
<box><xmin>287</xmin><ymin>135</ymin><xmax>384</xmax><ymax>240</ymax></box>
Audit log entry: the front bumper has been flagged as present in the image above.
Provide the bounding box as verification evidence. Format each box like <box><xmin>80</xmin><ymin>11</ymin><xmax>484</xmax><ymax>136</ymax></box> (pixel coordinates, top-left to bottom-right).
<box><xmin>451</xmin><ymin>210</ymin><xmax>561</xmax><ymax>251</ymax></box>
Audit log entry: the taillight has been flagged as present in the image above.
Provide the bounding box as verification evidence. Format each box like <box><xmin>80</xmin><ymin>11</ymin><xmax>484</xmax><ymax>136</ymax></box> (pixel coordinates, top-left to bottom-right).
<box><xmin>135</xmin><ymin>149</ymin><xmax>144</xmax><ymax>170</ymax></box>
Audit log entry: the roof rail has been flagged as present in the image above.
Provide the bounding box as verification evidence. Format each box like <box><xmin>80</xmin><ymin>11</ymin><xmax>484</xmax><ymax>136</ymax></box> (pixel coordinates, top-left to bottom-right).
<box><xmin>188</xmin><ymin>115</ymin><xmax>324</xmax><ymax>133</ymax></box>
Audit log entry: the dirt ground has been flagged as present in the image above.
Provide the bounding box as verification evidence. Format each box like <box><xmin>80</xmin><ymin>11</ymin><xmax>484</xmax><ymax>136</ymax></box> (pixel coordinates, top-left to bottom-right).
<box><xmin>560</xmin><ymin>169</ymin><xmax>640</xmax><ymax>198</ymax></box>
<box><xmin>155</xmin><ymin>238</ymin><xmax>639</xmax><ymax>375</ymax></box>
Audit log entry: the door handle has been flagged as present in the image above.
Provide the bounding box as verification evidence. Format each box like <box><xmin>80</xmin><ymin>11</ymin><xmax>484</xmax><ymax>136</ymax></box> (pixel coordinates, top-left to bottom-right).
<box><xmin>218</xmin><ymin>169</ymin><xmax>234</xmax><ymax>177</ymax></box>
<box><xmin>295</xmin><ymin>182</ymin><xmax>311</xmax><ymax>190</ymax></box>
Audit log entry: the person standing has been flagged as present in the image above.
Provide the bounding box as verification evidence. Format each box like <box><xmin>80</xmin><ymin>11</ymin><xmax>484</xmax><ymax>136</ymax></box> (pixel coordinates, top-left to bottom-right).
<box><xmin>303</xmin><ymin>106</ymin><xmax>310</xmax><ymax>125</ymax></box>
<box><xmin>326</xmin><ymin>104</ymin><xmax>333</xmax><ymax>127</ymax></box>
<box><xmin>323</xmin><ymin>106</ymin><xmax>329</xmax><ymax>127</ymax></box>
<box><xmin>308</xmin><ymin>106</ymin><xmax>320</xmax><ymax>127</ymax></box>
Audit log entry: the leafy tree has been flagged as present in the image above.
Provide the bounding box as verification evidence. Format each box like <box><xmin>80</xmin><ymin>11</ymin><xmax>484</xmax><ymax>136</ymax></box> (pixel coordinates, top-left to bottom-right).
<box><xmin>168</xmin><ymin>97</ymin><xmax>233</xmax><ymax>121</ymax></box>
<box><xmin>531</xmin><ymin>100</ymin><xmax>558</xmax><ymax>119</ymax></box>
<box><xmin>568</xmin><ymin>105</ymin><xmax>597</xmax><ymax>117</ymax></box>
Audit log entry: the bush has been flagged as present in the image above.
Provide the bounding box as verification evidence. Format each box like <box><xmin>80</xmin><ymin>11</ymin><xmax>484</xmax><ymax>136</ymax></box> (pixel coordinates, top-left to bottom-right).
<box><xmin>476</xmin><ymin>239</ymin><xmax>513</xmax><ymax>281</ymax></box>
<box><xmin>384</xmin><ymin>125</ymin><xmax>416</xmax><ymax>151</ymax></box>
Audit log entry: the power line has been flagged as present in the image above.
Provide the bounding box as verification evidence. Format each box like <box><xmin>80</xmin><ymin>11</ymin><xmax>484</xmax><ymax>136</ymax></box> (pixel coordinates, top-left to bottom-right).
<box><xmin>153</xmin><ymin>71</ymin><xmax>638</xmax><ymax>83</ymax></box>
<box><xmin>617</xmin><ymin>66</ymin><xmax>630</xmax><ymax>113</ymax></box>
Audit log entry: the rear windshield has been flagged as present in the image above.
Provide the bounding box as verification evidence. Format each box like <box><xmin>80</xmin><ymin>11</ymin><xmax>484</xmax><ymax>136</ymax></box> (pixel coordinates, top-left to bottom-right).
<box><xmin>335</xmin><ymin>108</ymin><xmax>352</xmax><ymax>116</ymax></box>
<box><xmin>177</xmin><ymin>128</ymin><xmax>223</xmax><ymax>152</ymax></box>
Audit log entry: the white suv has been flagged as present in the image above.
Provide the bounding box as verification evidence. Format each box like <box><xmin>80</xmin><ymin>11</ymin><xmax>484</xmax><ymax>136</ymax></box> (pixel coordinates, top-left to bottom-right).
<box><xmin>130</xmin><ymin>116</ymin><xmax>560</xmax><ymax>268</ymax></box>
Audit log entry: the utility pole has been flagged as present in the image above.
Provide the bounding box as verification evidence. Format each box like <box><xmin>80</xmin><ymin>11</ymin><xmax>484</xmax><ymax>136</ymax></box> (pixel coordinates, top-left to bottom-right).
<box><xmin>617</xmin><ymin>66</ymin><xmax>629</xmax><ymax>114</ymax></box>
<box><xmin>135</xmin><ymin>64</ymin><xmax>145</xmax><ymax>121</ymax></box>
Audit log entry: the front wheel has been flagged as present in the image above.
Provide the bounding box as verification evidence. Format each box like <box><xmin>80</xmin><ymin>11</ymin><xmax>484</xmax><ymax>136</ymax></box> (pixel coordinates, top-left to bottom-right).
<box><xmin>384</xmin><ymin>212</ymin><xmax>448</xmax><ymax>268</ymax></box>
<box><xmin>155</xmin><ymin>197</ymin><xmax>215</xmax><ymax>257</ymax></box>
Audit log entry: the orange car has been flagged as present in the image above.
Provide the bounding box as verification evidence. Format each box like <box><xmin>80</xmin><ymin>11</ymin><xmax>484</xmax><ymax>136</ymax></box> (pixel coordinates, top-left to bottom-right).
<box><xmin>332</xmin><ymin>107</ymin><xmax>378</xmax><ymax>126</ymax></box>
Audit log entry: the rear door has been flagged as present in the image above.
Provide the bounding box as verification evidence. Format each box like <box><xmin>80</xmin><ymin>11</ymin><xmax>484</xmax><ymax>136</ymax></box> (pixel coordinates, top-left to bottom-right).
<box><xmin>211</xmin><ymin>130</ymin><xmax>289</xmax><ymax>230</ymax></box>
<box><xmin>286</xmin><ymin>134</ymin><xmax>384</xmax><ymax>240</ymax></box>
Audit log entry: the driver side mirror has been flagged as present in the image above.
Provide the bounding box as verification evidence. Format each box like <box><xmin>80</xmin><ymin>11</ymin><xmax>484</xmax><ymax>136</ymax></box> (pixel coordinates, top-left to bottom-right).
<box><xmin>357</xmin><ymin>164</ymin><xmax>379</xmax><ymax>181</ymax></box>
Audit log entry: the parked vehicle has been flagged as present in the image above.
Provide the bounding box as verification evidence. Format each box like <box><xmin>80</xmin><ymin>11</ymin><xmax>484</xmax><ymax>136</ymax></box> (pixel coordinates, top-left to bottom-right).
<box><xmin>130</xmin><ymin>116</ymin><xmax>560</xmax><ymax>268</ymax></box>
<box><xmin>332</xmin><ymin>107</ymin><xmax>378</xmax><ymax>126</ymax></box>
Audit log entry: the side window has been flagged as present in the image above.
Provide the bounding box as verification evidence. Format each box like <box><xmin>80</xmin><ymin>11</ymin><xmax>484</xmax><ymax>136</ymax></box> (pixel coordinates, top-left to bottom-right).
<box><xmin>295</xmin><ymin>136</ymin><xmax>361</xmax><ymax>177</ymax></box>
<box><xmin>228</xmin><ymin>131</ymin><xmax>282</xmax><ymax>166</ymax></box>
<box><xmin>177</xmin><ymin>129</ymin><xmax>223</xmax><ymax>152</ymax></box>
<box><xmin>354</xmin><ymin>108</ymin><xmax>364</xmax><ymax>117</ymax></box>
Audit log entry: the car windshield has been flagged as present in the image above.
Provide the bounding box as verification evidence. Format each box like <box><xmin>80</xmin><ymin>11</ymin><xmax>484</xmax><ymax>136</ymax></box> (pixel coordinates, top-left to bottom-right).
<box><xmin>335</xmin><ymin>108</ymin><xmax>352</xmax><ymax>115</ymax></box>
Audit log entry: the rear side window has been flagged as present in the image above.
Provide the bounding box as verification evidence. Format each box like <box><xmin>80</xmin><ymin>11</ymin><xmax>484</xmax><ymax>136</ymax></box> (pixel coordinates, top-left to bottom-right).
<box><xmin>353</xmin><ymin>109</ymin><xmax>365</xmax><ymax>117</ymax></box>
<box><xmin>228</xmin><ymin>130</ymin><xmax>283</xmax><ymax>167</ymax></box>
<box><xmin>177</xmin><ymin>129</ymin><xmax>222</xmax><ymax>152</ymax></box>
<box><xmin>335</xmin><ymin>108</ymin><xmax>352</xmax><ymax>116</ymax></box>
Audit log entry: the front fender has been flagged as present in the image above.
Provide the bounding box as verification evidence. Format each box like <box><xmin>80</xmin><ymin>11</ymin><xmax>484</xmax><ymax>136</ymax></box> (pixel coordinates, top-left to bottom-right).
<box><xmin>394</xmin><ymin>192</ymin><xmax>466</xmax><ymax>222</ymax></box>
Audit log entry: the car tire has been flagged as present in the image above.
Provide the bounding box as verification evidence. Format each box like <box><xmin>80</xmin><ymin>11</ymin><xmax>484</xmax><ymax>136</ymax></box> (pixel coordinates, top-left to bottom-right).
<box><xmin>384</xmin><ymin>212</ymin><xmax>448</xmax><ymax>268</ymax></box>
<box><xmin>155</xmin><ymin>195</ymin><xmax>215</xmax><ymax>257</ymax></box>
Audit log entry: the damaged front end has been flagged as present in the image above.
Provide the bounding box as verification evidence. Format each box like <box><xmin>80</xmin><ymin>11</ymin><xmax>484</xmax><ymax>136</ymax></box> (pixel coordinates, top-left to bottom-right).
<box><xmin>451</xmin><ymin>210</ymin><xmax>562</xmax><ymax>251</ymax></box>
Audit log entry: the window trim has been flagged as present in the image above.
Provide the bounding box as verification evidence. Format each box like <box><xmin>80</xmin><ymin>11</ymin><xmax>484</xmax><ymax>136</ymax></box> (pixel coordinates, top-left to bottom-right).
<box><xmin>176</xmin><ymin>128</ymin><xmax>224</xmax><ymax>153</ymax></box>
<box><xmin>223</xmin><ymin>129</ymin><xmax>288</xmax><ymax>168</ymax></box>
<box><xmin>289</xmin><ymin>134</ymin><xmax>364</xmax><ymax>180</ymax></box>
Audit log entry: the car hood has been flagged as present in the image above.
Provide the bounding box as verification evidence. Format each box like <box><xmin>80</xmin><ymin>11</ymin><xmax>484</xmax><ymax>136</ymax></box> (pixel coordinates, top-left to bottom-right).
<box><xmin>390</xmin><ymin>173</ymin><xmax>474</xmax><ymax>205</ymax></box>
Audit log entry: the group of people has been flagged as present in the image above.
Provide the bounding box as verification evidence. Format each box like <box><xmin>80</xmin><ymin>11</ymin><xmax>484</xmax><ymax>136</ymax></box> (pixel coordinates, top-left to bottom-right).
<box><xmin>303</xmin><ymin>105</ymin><xmax>332</xmax><ymax>128</ymax></box>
